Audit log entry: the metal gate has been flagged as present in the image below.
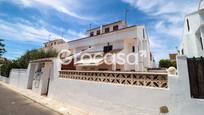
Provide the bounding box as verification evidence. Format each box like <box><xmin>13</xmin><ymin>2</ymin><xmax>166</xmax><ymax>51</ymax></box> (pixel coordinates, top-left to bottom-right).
<box><xmin>187</xmin><ymin>57</ymin><xmax>204</xmax><ymax>99</ymax></box>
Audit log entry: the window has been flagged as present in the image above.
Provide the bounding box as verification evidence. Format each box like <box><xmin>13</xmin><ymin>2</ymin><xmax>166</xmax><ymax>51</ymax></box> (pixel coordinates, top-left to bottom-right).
<box><xmin>150</xmin><ymin>52</ymin><xmax>152</xmax><ymax>61</ymax></box>
<box><xmin>187</xmin><ymin>19</ymin><xmax>190</xmax><ymax>32</ymax></box>
<box><xmin>90</xmin><ymin>32</ymin><xmax>94</xmax><ymax>36</ymax></box>
<box><xmin>132</xmin><ymin>46</ymin><xmax>135</xmax><ymax>52</ymax></box>
<box><xmin>105</xmin><ymin>27</ymin><xmax>110</xmax><ymax>33</ymax></box>
<box><xmin>103</xmin><ymin>45</ymin><xmax>112</xmax><ymax>53</ymax></box>
<box><xmin>96</xmin><ymin>30</ymin><xmax>100</xmax><ymax>35</ymax></box>
<box><xmin>54</xmin><ymin>42</ymin><xmax>56</xmax><ymax>45</ymax></box>
<box><xmin>200</xmin><ymin>37</ymin><xmax>203</xmax><ymax>50</ymax></box>
<box><xmin>143</xmin><ymin>29</ymin><xmax>145</xmax><ymax>38</ymax></box>
<box><xmin>113</xmin><ymin>25</ymin><xmax>119</xmax><ymax>31</ymax></box>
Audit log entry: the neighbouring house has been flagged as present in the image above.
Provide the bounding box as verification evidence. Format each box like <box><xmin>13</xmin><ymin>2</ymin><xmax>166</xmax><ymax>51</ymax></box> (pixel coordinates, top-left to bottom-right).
<box><xmin>169</xmin><ymin>53</ymin><xmax>177</xmax><ymax>61</ymax></box>
<box><xmin>180</xmin><ymin>0</ymin><xmax>204</xmax><ymax>57</ymax></box>
<box><xmin>64</xmin><ymin>20</ymin><xmax>153</xmax><ymax>72</ymax></box>
<box><xmin>43</xmin><ymin>39</ymin><xmax>68</xmax><ymax>52</ymax></box>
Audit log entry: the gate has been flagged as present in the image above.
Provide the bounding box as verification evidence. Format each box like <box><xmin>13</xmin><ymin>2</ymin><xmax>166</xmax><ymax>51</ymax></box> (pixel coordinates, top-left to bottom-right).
<box><xmin>187</xmin><ymin>57</ymin><xmax>204</xmax><ymax>99</ymax></box>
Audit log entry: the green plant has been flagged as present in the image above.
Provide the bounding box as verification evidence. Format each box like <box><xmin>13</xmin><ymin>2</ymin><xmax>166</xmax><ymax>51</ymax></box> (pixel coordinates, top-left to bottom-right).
<box><xmin>0</xmin><ymin>39</ymin><xmax>6</xmax><ymax>57</ymax></box>
<box><xmin>159</xmin><ymin>59</ymin><xmax>177</xmax><ymax>68</ymax></box>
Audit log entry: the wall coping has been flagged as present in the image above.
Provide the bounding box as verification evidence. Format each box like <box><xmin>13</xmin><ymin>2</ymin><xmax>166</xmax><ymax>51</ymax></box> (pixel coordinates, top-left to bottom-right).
<box><xmin>60</xmin><ymin>70</ymin><xmax>168</xmax><ymax>75</ymax></box>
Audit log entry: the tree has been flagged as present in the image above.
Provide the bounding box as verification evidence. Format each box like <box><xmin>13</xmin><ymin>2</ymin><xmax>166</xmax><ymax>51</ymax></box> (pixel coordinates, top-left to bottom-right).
<box><xmin>17</xmin><ymin>48</ymin><xmax>58</xmax><ymax>69</ymax></box>
<box><xmin>159</xmin><ymin>59</ymin><xmax>177</xmax><ymax>68</ymax></box>
<box><xmin>0</xmin><ymin>48</ymin><xmax>58</xmax><ymax>77</ymax></box>
<box><xmin>0</xmin><ymin>39</ymin><xmax>6</xmax><ymax>57</ymax></box>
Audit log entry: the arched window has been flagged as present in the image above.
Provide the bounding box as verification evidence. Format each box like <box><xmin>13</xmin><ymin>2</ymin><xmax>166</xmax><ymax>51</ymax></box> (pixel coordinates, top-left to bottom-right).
<box><xmin>200</xmin><ymin>37</ymin><xmax>203</xmax><ymax>50</ymax></box>
<box><xmin>143</xmin><ymin>29</ymin><xmax>145</xmax><ymax>38</ymax></box>
<box><xmin>187</xmin><ymin>19</ymin><xmax>190</xmax><ymax>32</ymax></box>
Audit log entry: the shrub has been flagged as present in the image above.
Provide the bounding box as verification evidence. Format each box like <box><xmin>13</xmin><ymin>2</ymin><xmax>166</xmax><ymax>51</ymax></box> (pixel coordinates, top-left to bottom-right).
<box><xmin>159</xmin><ymin>59</ymin><xmax>177</xmax><ymax>68</ymax></box>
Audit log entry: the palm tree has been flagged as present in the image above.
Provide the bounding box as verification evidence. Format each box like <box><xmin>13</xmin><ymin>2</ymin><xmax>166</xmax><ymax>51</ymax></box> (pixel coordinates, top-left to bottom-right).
<box><xmin>0</xmin><ymin>39</ymin><xmax>6</xmax><ymax>57</ymax></box>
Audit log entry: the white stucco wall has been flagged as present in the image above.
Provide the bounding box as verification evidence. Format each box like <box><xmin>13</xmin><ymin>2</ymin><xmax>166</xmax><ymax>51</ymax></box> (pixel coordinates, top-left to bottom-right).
<box><xmin>9</xmin><ymin>69</ymin><xmax>28</xmax><ymax>89</ymax></box>
<box><xmin>47</xmin><ymin>56</ymin><xmax>204</xmax><ymax>115</ymax></box>
<box><xmin>180</xmin><ymin>2</ymin><xmax>204</xmax><ymax>57</ymax></box>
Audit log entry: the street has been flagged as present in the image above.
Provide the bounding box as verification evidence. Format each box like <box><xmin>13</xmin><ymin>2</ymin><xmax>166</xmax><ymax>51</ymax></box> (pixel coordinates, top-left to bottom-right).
<box><xmin>0</xmin><ymin>84</ymin><xmax>62</xmax><ymax>115</ymax></box>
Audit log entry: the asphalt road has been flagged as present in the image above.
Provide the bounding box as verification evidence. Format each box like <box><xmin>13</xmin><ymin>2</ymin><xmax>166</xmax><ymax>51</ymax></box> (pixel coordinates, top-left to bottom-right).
<box><xmin>0</xmin><ymin>84</ymin><xmax>62</xmax><ymax>115</ymax></box>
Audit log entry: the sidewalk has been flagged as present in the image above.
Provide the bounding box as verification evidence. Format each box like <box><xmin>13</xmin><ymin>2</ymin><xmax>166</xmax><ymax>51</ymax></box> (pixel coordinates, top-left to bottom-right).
<box><xmin>0</xmin><ymin>82</ymin><xmax>89</xmax><ymax>115</ymax></box>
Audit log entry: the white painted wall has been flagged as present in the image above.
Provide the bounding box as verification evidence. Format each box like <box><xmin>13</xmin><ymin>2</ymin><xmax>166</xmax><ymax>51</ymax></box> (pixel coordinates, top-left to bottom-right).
<box><xmin>31</xmin><ymin>62</ymin><xmax>52</xmax><ymax>95</ymax></box>
<box><xmin>180</xmin><ymin>2</ymin><xmax>204</xmax><ymax>57</ymax></box>
<box><xmin>9</xmin><ymin>69</ymin><xmax>28</xmax><ymax>89</ymax></box>
<box><xmin>47</xmin><ymin>56</ymin><xmax>204</xmax><ymax>115</ymax></box>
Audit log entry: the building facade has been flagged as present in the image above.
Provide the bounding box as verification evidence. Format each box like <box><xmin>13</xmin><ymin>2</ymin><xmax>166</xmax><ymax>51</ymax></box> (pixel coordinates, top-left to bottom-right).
<box><xmin>66</xmin><ymin>21</ymin><xmax>153</xmax><ymax>72</ymax></box>
<box><xmin>180</xmin><ymin>0</ymin><xmax>204</xmax><ymax>57</ymax></box>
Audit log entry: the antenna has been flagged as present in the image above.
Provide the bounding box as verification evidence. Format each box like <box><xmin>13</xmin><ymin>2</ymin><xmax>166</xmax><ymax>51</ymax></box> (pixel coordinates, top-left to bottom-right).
<box><xmin>89</xmin><ymin>24</ymin><xmax>92</xmax><ymax>30</ymax></box>
<box><xmin>61</xmin><ymin>32</ymin><xmax>64</xmax><ymax>39</ymax></box>
<box><xmin>125</xmin><ymin>8</ymin><xmax>129</xmax><ymax>27</ymax></box>
<box><xmin>48</xmin><ymin>34</ymin><xmax>51</xmax><ymax>41</ymax></box>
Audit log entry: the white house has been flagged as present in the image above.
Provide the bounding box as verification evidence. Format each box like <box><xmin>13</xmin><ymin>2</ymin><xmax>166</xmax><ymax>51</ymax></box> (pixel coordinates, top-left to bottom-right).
<box><xmin>65</xmin><ymin>20</ymin><xmax>153</xmax><ymax>72</ymax></box>
<box><xmin>43</xmin><ymin>39</ymin><xmax>68</xmax><ymax>52</ymax></box>
<box><xmin>180</xmin><ymin>0</ymin><xmax>204</xmax><ymax>57</ymax></box>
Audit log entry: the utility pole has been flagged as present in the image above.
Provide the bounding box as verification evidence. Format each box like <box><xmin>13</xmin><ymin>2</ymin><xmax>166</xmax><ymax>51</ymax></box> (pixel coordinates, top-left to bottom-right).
<box><xmin>48</xmin><ymin>34</ymin><xmax>51</xmax><ymax>41</ymax></box>
<box><xmin>89</xmin><ymin>24</ymin><xmax>92</xmax><ymax>30</ymax></box>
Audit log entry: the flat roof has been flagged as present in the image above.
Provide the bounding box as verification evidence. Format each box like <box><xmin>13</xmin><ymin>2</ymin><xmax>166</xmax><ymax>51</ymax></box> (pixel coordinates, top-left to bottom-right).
<box><xmin>87</xmin><ymin>20</ymin><xmax>124</xmax><ymax>32</ymax></box>
<box><xmin>43</xmin><ymin>39</ymin><xmax>65</xmax><ymax>44</ymax></box>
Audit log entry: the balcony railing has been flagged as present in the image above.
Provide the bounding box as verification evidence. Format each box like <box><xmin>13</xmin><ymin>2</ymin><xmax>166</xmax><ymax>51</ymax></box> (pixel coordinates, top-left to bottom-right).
<box><xmin>59</xmin><ymin>70</ymin><xmax>168</xmax><ymax>88</ymax></box>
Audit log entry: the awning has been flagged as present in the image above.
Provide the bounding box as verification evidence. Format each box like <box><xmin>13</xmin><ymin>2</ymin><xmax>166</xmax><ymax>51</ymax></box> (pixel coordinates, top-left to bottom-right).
<box><xmin>75</xmin><ymin>58</ymin><xmax>104</xmax><ymax>66</ymax></box>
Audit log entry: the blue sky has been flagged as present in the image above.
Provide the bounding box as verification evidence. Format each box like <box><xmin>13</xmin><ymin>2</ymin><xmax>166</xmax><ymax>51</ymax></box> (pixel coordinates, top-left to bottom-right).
<box><xmin>0</xmin><ymin>0</ymin><xmax>198</xmax><ymax>61</ymax></box>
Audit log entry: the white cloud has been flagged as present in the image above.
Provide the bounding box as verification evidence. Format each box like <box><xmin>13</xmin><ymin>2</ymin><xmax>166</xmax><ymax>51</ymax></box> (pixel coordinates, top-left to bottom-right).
<box><xmin>5</xmin><ymin>51</ymin><xmax>25</xmax><ymax>60</ymax></box>
<box><xmin>0</xmin><ymin>19</ymin><xmax>84</xmax><ymax>43</ymax></box>
<box><xmin>154</xmin><ymin>21</ymin><xmax>183</xmax><ymax>38</ymax></box>
<box><xmin>66</xmin><ymin>30</ymin><xmax>86</xmax><ymax>40</ymax></box>
<box><xmin>122</xmin><ymin>0</ymin><xmax>197</xmax><ymax>38</ymax></box>
<box><xmin>0</xmin><ymin>20</ymin><xmax>60</xmax><ymax>42</ymax></box>
<box><xmin>9</xmin><ymin>0</ymin><xmax>95</xmax><ymax>20</ymax></box>
<box><xmin>0</xmin><ymin>19</ymin><xmax>86</xmax><ymax>59</ymax></box>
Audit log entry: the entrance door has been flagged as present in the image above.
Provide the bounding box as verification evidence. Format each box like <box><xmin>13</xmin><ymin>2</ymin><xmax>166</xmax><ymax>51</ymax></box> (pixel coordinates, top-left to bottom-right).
<box><xmin>187</xmin><ymin>57</ymin><xmax>204</xmax><ymax>99</ymax></box>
